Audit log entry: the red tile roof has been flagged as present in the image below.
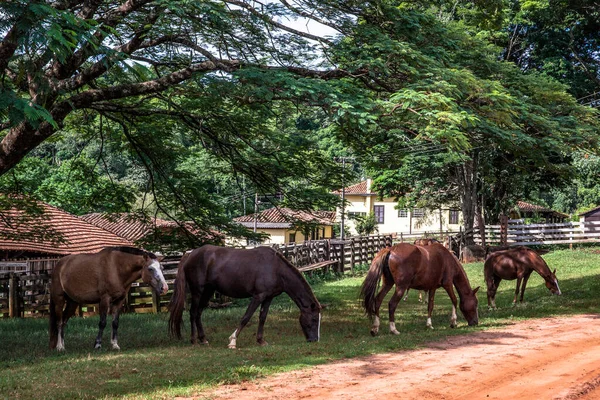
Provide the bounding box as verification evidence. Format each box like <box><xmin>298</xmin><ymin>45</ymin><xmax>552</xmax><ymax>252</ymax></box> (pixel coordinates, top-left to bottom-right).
<box><xmin>0</xmin><ymin>203</ymin><xmax>134</xmax><ymax>255</ymax></box>
<box><xmin>81</xmin><ymin>213</ymin><xmax>224</xmax><ymax>243</ymax></box>
<box><xmin>234</xmin><ymin>207</ymin><xmax>336</xmax><ymax>228</ymax></box>
<box><xmin>81</xmin><ymin>213</ymin><xmax>174</xmax><ymax>242</ymax></box>
<box><xmin>516</xmin><ymin>201</ymin><xmax>569</xmax><ymax>218</ymax></box>
<box><xmin>333</xmin><ymin>180</ymin><xmax>370</xmax><ymax>195</ymax></box>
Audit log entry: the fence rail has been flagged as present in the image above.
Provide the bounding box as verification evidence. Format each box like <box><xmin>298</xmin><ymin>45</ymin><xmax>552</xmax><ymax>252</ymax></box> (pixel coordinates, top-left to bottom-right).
<box><xmin>0</xmin><ymin>234</ymin><xmax>393</xmax><ymax>319</ymax></box>
<box><xmin>472</xmin><ymin>221</ymin><xmax>600</xmax><ymax>246</ymax></box>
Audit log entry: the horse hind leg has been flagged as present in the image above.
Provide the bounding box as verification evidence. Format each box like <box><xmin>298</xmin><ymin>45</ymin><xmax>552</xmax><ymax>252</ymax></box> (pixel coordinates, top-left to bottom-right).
<box><xmin>513</xmin><ymin>278</ymin><xmax>522</xmax><ymax>305</ymax></box>
<box><xmin>487</xmin><ymin>276</ymin><xmax>501</xmax><ymax>310</ymax></box>
<box><xmin>388</xmin><ymin>286</ymin><xmax>407</xmax><ymax>335</ymax></box>
<box><xmin>370</xmin><ymin>281</ymin><xmax>393</xmax><ymax>336</ymax></box>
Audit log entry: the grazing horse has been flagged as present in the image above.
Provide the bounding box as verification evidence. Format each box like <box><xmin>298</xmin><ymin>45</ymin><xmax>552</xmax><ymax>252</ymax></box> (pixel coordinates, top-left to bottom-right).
<box><xmin>49</xmin><ymin>247</ymin><xmax>168</xmax><ymax>351</ymax></box>
<box><xmin>169</xmin><ymin>245</ymin><xmax>322</xmax><ymax>349</ymax></box>
<box><xmin>484</xmin><ymin>246</ymin><xmax>561</xmax><ymax>308</ymax></box>
<box><xmin>361</xmin><ymin>243</ymin><xmax>479</xmax><ymax>335</ymax></box>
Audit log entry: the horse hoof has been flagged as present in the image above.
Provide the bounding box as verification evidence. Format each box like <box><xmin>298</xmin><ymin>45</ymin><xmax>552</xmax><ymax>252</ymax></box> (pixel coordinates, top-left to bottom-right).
<box><xmin>228</xmin><ymin>344</ymin><xmax>236</xmax><ymax>349</ymax></box>
<box><xmin>200</xmin><ymin>340</ymin><xmax>209</xmax><ymax>345</ymax></box>
<box><xmin>370</xmin><ymin>329</ymin><xmax>378</xmax><ymax>337</ymax></box>
<box><xmin>450</xmin><ymin>323</ymin><xmax>456</xmax><ymax>329</ymax></box>
<box><xmin>390</xmin><ymin>330</ymin><xmax>400</xmax><ymax>335</ymax></box>
<box><xmin>94</xmin><ymin>344</ymin><xmax>102</xmax><ymax>350</ymax></box>
<box><xmin>257</xmin><ymin>340</ymin><xmax>268</xmax><ymax>346</ymax></box>
<box><xmin>112</xmin><ymin>344</ymin><xmax>121</xmax><ymax>351</ymax></box>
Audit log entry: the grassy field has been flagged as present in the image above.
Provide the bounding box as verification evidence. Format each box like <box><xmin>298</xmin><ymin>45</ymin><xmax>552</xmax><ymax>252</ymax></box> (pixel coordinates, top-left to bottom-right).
<box><xmin>1</xmin><ymin>246</ymin><xmax>599</xmax><ymax>399</ymax></box>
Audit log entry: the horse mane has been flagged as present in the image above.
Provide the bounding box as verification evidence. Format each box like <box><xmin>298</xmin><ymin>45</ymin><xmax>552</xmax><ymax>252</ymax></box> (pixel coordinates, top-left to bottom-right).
<box><xmin>272</xmin><ymin>249</ymin><xmax>319</xmax><ymax>302</ymax></box>
<box><xmin>106</xmin><ymin>246</ymin><xmax>157</xmax><ymax>259</ymax></box>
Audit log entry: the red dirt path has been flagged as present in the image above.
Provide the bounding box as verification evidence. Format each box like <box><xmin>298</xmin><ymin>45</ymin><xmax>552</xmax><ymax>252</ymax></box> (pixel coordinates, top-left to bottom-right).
<box><xmin>197</xmin><ymin>314</ymin><xmax>600</xmax><ymax>400</ymax></box>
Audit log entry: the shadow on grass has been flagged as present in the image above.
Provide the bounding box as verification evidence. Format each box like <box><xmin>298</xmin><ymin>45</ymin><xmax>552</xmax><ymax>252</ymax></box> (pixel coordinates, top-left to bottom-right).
<box><xmin>0</xmin><ymin>271</ymin><xmax>599</xmax><ymax>399</ymax></box>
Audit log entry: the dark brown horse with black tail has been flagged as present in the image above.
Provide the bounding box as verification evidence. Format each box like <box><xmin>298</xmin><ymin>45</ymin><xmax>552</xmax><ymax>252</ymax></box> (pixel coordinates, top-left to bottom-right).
<box><xmin>169</xmin><ymin>245</ymin><xmax>322</xmax><ymax>349</ymax></box>
<box><xmin>50</xmin><ymin>247</ymin><xmax>168</xmax><ymax>351</ymax></box>
<box><xmin>484</xmin><ymin>246</ymin><xmax>561</xmax><ymax>309</ymax></box>
<box><xmin>361</xmin><ymin>243</ymin><xmax>479</xmax><ymax>335</ymax></box>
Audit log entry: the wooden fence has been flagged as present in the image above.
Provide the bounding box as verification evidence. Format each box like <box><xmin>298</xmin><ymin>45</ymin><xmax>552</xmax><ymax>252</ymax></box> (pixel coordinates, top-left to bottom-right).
<box><xmin>0</xmin><ymin>234</ymin><xmax>393</xmax><ymax>319</ymax></box>
<box><xmin>472</xmin><ymin>221</ymin><xmax>600</xmax><ymax>246</ymax></box>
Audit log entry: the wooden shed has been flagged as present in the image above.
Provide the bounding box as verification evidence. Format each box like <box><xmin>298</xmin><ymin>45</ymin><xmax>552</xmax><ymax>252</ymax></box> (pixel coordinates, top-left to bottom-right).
<box><xmin>579</xmin><ymin>206</ymin><xmax>600</xmax><ymax>222</ymax></box>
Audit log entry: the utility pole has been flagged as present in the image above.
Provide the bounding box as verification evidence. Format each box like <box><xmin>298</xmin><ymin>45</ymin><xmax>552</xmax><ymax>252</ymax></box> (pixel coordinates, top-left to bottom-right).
<box><xmin>253</xmin><ymin>192</ymin><xmax>258</xmax><ymax>233</ymax></box>
<box><xmin>336</xmin><ymin>156</ymin><xmax>355</xmax><ymax>241</ymax></box>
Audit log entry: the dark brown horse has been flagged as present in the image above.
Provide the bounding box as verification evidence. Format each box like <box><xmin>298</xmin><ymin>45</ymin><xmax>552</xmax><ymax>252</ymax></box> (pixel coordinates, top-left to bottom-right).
<box><xmin>484</xmin><ymin>246</ymin><xmax>561</xmax><ymax>308</ymax></box>
<box><xmin>49</xmin><ymin>247</ymin><xmax>168</xmax><ymax>351</ymax></box>
<box><xmin>361</xmin><ymin>243</ymin><xmax>479</xmax><ymax>335</ymax></box>
<box><xmin>169</xmin><ymin>245</ymin><xmax>322</xmax><ymax>349</ymax></box>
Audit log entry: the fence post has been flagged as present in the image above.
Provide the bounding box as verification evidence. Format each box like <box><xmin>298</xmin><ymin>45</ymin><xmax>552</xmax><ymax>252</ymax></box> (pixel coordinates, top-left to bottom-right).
<box><xmin>9</xmin><ymin>273</ymin><xmax>19</xmax><ymax>318</ymax></box>
<box><xmin>152</xmin><ymin>290</ymin><xmax>160</xmax><ymax>313</ymax></box>
<box><xmin>500</xmin><ymin>214</ymin><xmax>508</xmax><ymax>246</ymax></box>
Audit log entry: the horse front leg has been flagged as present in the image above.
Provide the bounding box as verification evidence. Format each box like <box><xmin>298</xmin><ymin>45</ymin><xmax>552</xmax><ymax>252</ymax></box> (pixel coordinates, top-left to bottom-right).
<box><xmin>520</xmin><ymin>273</ymin><xmax>532</xmax><ymax>303</ymax></box>
<box><xmin>513</xmin><ymin>278</ymin><xmax>522</xmax><ymax>305</ymax></box>
<box><xmin>228</xmin><ymin>296</ymin><xmax>263</xmax><ymax>349</ymax></box>
<box><xmin>370</xmin><ymin>281</ymin><xmax>393</xmax><ymax>336</ymax></box>
<box><xmin>388</xmin><ymin>287</ymin><xmax>407</xmax><ymax>335</ymax></box>
<box><xmin>426</xmin><ymin>290</ymin><xmax>437</xmax><ymax>329</ymax></box>
<box><xmin>110</xmin><ymin>297</ymin><xmax>125</xmax><ymax>350</ymax></box>
<box><xmin>442</xmin><ymin>285</ymin><xmax>458</xmax><ymax>328</ymax></box>
<box><xmin>94</xmin><ymin>297</ymin><xmax>110</xmax><ymax>350</ymax></box>
<box><xmin>256</xmin><ymin>298</ymin><xmax>273</xmax><ymax>346</ymax></box>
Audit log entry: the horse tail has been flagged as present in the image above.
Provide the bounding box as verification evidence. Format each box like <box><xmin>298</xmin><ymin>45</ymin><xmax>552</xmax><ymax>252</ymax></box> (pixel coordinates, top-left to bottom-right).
<box><xmin>168</xmin><ymin>252</ymin><xmax>190</xmax><ymax>339</ymax></box>
<box><xmin>360</xmin><ymin>247</ymin><xmax>392</xmax><ymax>318</ymax></box>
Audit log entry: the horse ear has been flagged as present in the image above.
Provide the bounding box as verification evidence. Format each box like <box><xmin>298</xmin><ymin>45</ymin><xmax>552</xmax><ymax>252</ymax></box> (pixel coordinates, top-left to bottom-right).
<box><xmin>553</xmin><ymin>269</ymin><xmax>556</xmax><ymax>275</ymax></box>
<box><xmin>473</xmin><ymin>286</ymin><xmax>480</xmax><ymax>295</ymax></box>
<box><xmin>157</xmin><ymin>255</ymin><xmax>165</xmax><ymax>262</ymax></box>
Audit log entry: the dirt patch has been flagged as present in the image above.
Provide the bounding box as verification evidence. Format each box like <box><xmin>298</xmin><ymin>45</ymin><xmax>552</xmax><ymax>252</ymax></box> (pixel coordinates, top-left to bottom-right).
<box><xmin>188</xmin><ymin>314</ymin><xmax>600</xmax><ymax>400</ymax></box>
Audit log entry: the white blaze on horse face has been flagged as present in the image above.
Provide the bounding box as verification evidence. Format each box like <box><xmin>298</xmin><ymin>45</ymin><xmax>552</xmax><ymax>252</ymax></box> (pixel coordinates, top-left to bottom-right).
<box><xmin>555</xmin><ymin>279</ymin><xmax>562</xmax><ymax>295</ymax></box>
<box><xmin>149</xmin><ymin>259</ymin><xmax>168</xmax><ymax>294</ymax></box>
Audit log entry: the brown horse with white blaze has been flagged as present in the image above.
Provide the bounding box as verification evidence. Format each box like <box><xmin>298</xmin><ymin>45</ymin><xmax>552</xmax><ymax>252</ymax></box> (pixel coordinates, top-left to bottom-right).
<box><xmin>484</xmin><ymin>246</ymin><xmax>561</xmax><ymax>309</ymax></box>
<box><xmin>361</xmin><ymin>243</ymin><xmax>479</xmax><ymax>335</ymax></box>
<box><xmin>169</xmin><ymin>245</ymin><xmax>322</xmax><ymax>349</ymax></box>
<box><xmin>49</xmin><ymin>247</ymin><xmax>168</xmax><ymax>351</ymax></box>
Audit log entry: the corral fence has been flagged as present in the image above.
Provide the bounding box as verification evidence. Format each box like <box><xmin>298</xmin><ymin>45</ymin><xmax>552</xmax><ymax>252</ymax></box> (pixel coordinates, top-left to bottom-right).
<box><xmin>468</xmin><ymin>220</ymin><xmax>600</xmax><ymax>247</ymax></box>
<box><xmin>0</xmin><ymin>234</ymin><xmax>393</xmax><ymax>319</ymax></box>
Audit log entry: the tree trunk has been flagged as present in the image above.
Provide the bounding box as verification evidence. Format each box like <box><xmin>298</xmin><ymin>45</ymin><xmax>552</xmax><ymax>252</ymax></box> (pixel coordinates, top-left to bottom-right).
<box><xmin>456</xmin><ymin>154</ymin><xmax>478</xmax><ymax>246</ymax></box>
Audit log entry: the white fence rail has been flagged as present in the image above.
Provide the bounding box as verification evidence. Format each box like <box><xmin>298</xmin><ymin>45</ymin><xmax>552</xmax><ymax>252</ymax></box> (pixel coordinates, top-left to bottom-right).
<box><xmin>473</xmin><ymin>221</ymin><xmax>600</xmax><ymax>246</ymax></box>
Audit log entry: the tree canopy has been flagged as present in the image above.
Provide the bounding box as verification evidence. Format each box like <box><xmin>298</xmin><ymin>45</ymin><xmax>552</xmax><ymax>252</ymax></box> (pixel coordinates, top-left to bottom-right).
<box><xmin>1</xmin><ymin>0</ymin><xmax>598</xmax><ymax>245</ymax></box>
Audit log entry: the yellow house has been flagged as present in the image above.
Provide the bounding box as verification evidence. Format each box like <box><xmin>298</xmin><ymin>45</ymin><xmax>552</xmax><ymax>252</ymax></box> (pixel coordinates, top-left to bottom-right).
<box><xmin>232</xmin><ymin>207</ymin><xmax>336</xmax><ymax>245</ymax></box>
<box><xmin>335</xmin><ymin>179</ymin><xmax>462</xmax><ymax>236</ymax></box>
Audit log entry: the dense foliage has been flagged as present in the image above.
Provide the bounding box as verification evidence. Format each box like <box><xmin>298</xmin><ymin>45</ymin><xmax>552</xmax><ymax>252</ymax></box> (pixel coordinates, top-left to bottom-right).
<box><xmin>1</xmin><ymin>0</ymin><xmax>598</xmax><ymax>245</ymax></box>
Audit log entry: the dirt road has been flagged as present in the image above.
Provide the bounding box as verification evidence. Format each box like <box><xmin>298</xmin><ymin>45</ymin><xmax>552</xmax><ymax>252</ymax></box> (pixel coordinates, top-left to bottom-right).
<box><xmin>202</xmin><ymin>314</ymin><xmax>600</xmax><ymax>400</ymax></box>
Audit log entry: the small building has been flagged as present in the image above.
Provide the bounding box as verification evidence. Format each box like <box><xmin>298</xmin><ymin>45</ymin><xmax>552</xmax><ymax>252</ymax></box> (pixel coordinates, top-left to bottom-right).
<box><xmin>232</xmin><ymin>207</ymin><xmax>336</xmax><ymax>245</ymax></box>
<box><xmin>511</xmin><ymin>201</ymin><xmax>569</xmax><ymax>223</ymax></box>
<box><xmin>578</xmin><ymin>205</ymin><xmax>600</xmax><ymax>223</ymax></box>
<box><xmin>334</xmin><ymin>179</ymin><xmax>462</xmax><ymax>236</ymax></box>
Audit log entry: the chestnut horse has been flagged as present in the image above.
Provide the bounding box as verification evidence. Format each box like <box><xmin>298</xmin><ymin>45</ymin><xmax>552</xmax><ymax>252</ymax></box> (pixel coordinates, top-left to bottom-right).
<box><xmin>169</xmin><ymin>245</ymin><xmax>322</xmax><ymax>349</ymax></box>
<box><xmin>49</xmin><ymin>247</ymin><xmax>168</xmax><ymax>351</ymax></box>
<box><xmin>361</xmin><ymin>243</ymin><xmax>479</xmax><ymax>335</ymax></box>
<box><xmin>484</xmin><ymin>246</ymin><xmax>561</xmax><ymax>308</ymax></box>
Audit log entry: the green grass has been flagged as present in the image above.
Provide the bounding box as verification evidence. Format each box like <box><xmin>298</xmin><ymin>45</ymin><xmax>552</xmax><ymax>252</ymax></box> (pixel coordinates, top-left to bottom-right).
<box><xmin>1</xmin><ymin>247</ymin><xmax>600</xmax><ymax>399</ymax></box>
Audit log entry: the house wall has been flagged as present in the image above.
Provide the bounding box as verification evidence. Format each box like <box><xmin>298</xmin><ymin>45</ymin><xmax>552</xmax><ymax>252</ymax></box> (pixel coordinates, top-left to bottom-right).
<box><xmin>227</xmin><ymin>225</ymin><xmax>334</xmax><ymax>246</ymax></box>
<box><xmin>340</xmin><ymin>195</ymin><xmax>462</xmax><ymax>236</ymax></box>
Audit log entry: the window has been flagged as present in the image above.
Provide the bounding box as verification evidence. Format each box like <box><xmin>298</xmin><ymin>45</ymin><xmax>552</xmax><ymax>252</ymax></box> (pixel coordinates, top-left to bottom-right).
<box><xmin>374</xmin><ymin>205</ymin><xmax>385</xmax><ymax>224</ymax></box>
<box><xmin>398</xmin><ymin>209</ymin><xmax>408</xmax><ymax>218</ymax></box>
<box><xmin>348</xmin><ymin>211</ymin><xmax>366</xmax><ymax>220</ymax></box>
<box><xmin>412</xmin><ymin>208</ymin><xmax>424</xmax><ymax>218</ymax></box>
<box><xmin>288</xmin><ymin>233</ymin><xmax>296</xmax><ymax>243</ymax></box>
<box><xmin>449</xmin><ymin>209</ymin><xmax>460</xmax><ymax>225</ymax></box>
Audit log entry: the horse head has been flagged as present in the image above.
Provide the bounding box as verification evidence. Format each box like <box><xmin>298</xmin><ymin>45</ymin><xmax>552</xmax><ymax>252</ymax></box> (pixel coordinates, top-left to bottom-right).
<box><xmin>141</xmin><ymin>254</ymin><xmax>168</xmax><ymax>295</ymax></box>
<box><xmin>545</xmin><ymin>269</ymin><xmax>562</xmax><ymax>295</ymax></box>
<box><xmin>459</xmin><ymin>286</ymin><xmax>480</xmax><ymax>326</ymax></box>
<box><xmin>299</xmin><ymin>302</ymin><xmax>322</xmax><ymax>342</ymax></box>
